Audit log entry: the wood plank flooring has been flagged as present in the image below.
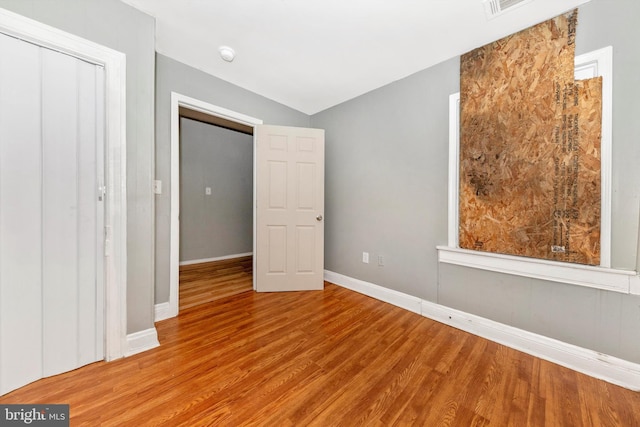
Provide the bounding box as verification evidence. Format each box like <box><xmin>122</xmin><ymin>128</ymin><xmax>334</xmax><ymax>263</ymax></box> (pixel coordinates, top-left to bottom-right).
<box><xmin>2</xmin><ymin>283</ymin><xmax>639</xmax><ymax>426</ymax></box>
<box><xmin>179</xmin><ymin>256</ymin><xmax>252</xmax><ymax>310</ymax></box>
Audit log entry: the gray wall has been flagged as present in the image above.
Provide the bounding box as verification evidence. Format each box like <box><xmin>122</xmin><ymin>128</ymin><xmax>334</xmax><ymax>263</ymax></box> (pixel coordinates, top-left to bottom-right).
<box><xmin>312</xmin><ymin>57</ymin><xmax>459</xmax><ymax>302</ymax></box>
<box><xmin>179</xmin><ymin>118</ymin><xmax>253</xmax><ymax>262</ymax></box>
<box><xmin>155</xmin><ymin>54</ymin><xmax>310</xmax><ymax>303</ymax></box>
<box><xmin>311</xmin><ymin>0</ymin><xmax>640</xmax><ymax>363</ymax></box>
<box><xmin>0</xmin><ymin>0</ymin><xmax>156</xmax><ymax>334</ymax></box>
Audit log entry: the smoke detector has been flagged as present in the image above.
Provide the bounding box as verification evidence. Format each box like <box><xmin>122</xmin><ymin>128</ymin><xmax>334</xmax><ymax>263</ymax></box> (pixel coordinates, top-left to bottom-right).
<box><xmin>483</xmin><ymin>0</ymin><xmax>533</xmax><ymax>19</ymax></box>
<box><xmin>218</xmin><ymin>46</ymin><xmax>236</xmax><ymax>62</ymax></box>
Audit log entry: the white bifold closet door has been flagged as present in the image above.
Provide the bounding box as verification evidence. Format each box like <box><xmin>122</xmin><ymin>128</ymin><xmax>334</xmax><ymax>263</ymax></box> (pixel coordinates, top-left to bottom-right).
<box><xmin>0</xmin><ymin>32</ymin><xmax>105</xmax><ymax>395</ymax></box>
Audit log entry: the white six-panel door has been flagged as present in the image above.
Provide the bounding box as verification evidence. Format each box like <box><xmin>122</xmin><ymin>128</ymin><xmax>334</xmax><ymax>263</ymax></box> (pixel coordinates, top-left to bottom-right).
<box><xmin>256</xmin><ymin>125</ymin><xmax>324</xmax><ymax>292</ymax></box>
<box><xmin>0</xmin><ymin>32</ymin><xmax>105</xmax><ymax>395</ymax></box>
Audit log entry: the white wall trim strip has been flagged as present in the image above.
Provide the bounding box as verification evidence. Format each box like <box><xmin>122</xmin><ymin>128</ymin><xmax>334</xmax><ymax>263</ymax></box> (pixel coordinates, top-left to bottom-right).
<box><xmin>631</xmin><ymin>275</ymin><xmax>640</xmax><ymax>296</ymax></box>
<box><xmin>324</xmin><ymin>270</ymin><xmax>640</xmax><ymax>391</ymax></box>
<box><xmin>437</xmin><ymin>245</ymin><xmax>638</xmax><ymax>294</ymax></box>
<box><xmin>323</xmin><ymin>271</ymin><xmax>422</xmax><ymax>315</ymax></box>
<box><xmin>154</xmin><ymin>302</ymin><xmax>171</xmax><ymax>323</ymax></box>
<box><xmin>179</xmin><ymin>252</ymin><xmax>253</xmax><ymax>266</ymax></box>
<box><xmin>125</xmin><ymin>328</ymin><xmax>160</xmax><ymax>357</ymax></box>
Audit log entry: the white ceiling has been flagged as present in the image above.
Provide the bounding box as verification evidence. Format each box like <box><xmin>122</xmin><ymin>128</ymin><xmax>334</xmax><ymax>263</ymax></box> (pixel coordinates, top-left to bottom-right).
<box><xmin>120</xmin><ymin>0</ymin><xmax>590</xmax><ymax>115</ymax></box>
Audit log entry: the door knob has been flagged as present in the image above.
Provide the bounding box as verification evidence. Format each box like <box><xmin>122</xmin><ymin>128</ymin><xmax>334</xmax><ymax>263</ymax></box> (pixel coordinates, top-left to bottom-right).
<box><xmin>316</xmin><ymin>215</ymin><xmax>323</xmax><ymax>221</ymax></box>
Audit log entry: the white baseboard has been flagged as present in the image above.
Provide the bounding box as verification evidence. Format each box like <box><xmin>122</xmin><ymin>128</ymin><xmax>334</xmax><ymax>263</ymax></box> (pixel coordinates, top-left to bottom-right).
<box><xmin>324</xmin><ymin>270</ymin><xmax>422</xmax><ymax>314</ymax></box>
<box><xmin>420</xmin><ymin>299</ymin><xmax>640</xmax><ymax>391</ymax></box>
<box><xmin>154</xmin><ymin>302</ymin><xmax>172</xmax><ymax>322</ymax></box>
<box><xmin>324</xmin><ymin>270</ymin><xmax>640</xmax><ymax>391</ymax></box>
<box><xmin>125</xmin><ymin>327</ymin><xmax>160</xmax><ymax>357</ymax></box>
<box><xmin>179</xmin><ymin>252</ymin><xmax>252</xmax><ymax>266</ymax></box>
<box><xmin>631</xmin><ymin>275</ymin><xmax>640</xmax><ymax>296</ymax></box>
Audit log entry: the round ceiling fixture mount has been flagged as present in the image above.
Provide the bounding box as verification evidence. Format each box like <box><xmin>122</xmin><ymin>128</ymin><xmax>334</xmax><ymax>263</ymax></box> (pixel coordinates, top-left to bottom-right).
<box><xmin>218</xmin><ymin>46</ymin><xmax>235</xmax><ymax>62</ymax></box>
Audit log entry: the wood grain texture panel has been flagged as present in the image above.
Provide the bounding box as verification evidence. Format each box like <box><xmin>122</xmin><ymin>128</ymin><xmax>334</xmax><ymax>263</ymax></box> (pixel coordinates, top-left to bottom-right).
<box><xmin>459</xmin><ymin>10</ymin><xmax>602</xmax><ymax>265</ymax></box>
<box><xmin>179</xmin><ymin>256</ymin><xmax>252</xmax><ymax>310</ymax></box>
<box><xmin>2</xmin><ymin>283</ymin><xmax>639</xmax><ymax>425</ymax></box>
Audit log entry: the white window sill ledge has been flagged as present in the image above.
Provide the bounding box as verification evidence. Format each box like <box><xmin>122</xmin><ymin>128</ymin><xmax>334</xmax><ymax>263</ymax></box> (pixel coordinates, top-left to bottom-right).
<box><xmin>437</xmin><ymin>246</ymin><xmax>640</xmax><ymax>295</ymax></box>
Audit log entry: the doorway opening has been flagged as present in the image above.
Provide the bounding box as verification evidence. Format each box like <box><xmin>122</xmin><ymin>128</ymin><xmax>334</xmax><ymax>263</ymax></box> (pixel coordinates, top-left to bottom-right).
<box><xmin>169</xmin><ymin>93</ymin><xmax>263</xmax><ymax>318</ymax></box>
<box><xmin>178</xmin><ymin>109</ymin><xmax>254</xmax><ymax>310</ymax></box>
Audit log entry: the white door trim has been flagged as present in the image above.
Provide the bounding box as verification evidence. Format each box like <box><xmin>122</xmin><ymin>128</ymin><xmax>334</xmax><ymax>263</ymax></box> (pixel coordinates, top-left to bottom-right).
<box><xmin>169</xmin><ymin>92</ymin><xmax>262</xmax><ymax>318</ymax></box>
<box><xmin>0</xmin><ymin>7</ymin><xmax>128</xmax><ymax>360</ymax></box>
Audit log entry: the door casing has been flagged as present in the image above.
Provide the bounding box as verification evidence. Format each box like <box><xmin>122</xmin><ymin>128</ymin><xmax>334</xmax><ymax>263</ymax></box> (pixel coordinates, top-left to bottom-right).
<box><xmin>168</xmin><ymin>92</ymin><xmax>263</xmax><ymax>319</ymax></box>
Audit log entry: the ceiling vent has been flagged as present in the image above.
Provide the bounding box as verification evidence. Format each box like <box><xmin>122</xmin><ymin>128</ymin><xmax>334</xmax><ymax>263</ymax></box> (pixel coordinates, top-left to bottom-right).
<box><xmin>483</xmin><ymin>0</ymin><xmax>533</xmax><ymax>19</ymax></box>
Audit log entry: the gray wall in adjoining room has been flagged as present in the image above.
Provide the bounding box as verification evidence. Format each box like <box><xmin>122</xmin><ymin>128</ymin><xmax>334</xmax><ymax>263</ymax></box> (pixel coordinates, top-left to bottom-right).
<box><xmin>179</xmin><ymin>118</ymin><xmax>253</xmax><ymax>263</ymax></box>
<box><xmin>311</xmin><ymin>0</ymin><xmax>640</xmax><ymax>364</ymax></box>
<box><xmin>0</xmin><ymin>0</ymin><xmax>157</xmax><ymax>335</ymax></box>
<box><xmin>155</xmin><ymin>53</ymin><xmax>310</xmax><ymax>304</ymax></box>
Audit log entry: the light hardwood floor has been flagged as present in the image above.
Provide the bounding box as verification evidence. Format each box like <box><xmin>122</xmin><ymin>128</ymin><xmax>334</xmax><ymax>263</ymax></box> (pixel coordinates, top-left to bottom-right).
<box><xmin>1</xmin><ymin>283</ymin><xmax>639</xmax><ymax>425</ymax></box>
<box><xmin>179</xmin><ymin>256</ymin><xmax>253</xmax><ymax>310</ymax></box>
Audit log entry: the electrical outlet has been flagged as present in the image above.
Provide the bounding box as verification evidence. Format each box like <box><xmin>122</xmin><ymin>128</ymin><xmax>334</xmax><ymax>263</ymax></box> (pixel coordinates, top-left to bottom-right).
<box><xmin>205</xmin><ymin>187</ymin><xmax>212</xmax><ymax>195</ymax></box>
<box><xmin>362</xmin><ymin>252</ymin><xmax>369</xmax><ymax>263</ymax></box>
<box><xmin>378</xmin><ymin>255</ymin><xmax>384</xmax><ymax>266</ymax></box>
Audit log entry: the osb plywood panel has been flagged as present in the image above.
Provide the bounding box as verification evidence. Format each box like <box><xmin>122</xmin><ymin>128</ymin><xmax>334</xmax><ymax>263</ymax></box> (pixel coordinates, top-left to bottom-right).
<box><xmin>459</xmin><ymin>10</ymin><xmax>602</xmax><ymax>265</ymax></box>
